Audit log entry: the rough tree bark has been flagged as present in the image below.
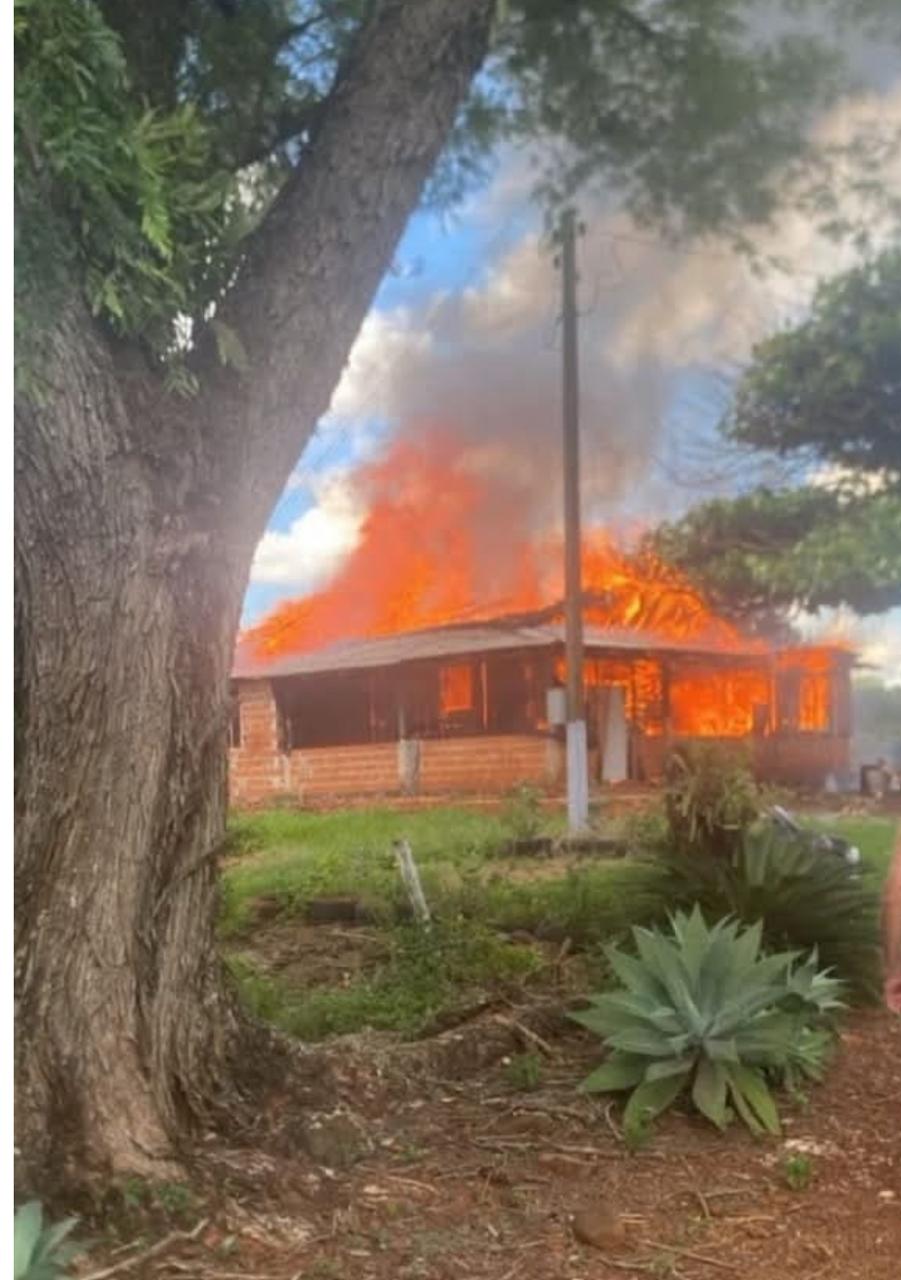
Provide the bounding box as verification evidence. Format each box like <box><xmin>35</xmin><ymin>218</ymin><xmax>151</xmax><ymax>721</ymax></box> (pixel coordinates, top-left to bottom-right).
<box><xmin>15</xmin><ymin>0</ymin><xmax>495</xmax><ymax>1185</ymax></box>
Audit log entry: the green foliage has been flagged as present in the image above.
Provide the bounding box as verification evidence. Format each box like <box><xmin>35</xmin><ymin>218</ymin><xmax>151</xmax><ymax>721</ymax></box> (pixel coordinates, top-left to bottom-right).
<box><xmin>728</xmin><ymin>249</ymin><xmax>901</xmax><ymax>476</ymax></box>
<box><xmin>500</xmin><ymin>0</ymin><xmax>842</xmax><ymax>242</ymax></box>
<box><xmin>663</xmin><ymin>824</ymin><xmax>883</xmax><ymax>1001</ymax></box>
<box><xmin>664</xmin><ymin>744</ymin><xmax>761</xmax><ymax>860</ymax></box>
<box><xmin>649</xmin><ymin>248</ymin><xmax>901</xmax><ymax>621</ymax></box>
<box><xmin>654</xmin><ymin>485</ymin><xmax>901</xmax><ymax>619</ymax></box>
<box><xmin>572</xmin><ymin>907</ymin><xmax>844</xmax><ymax>1141</ymax></box>
<box><xmin>620</xmin><ymin>805</ymin><xmax>669</xmax><ymax>858</ymax></box>
<box><xmin>652</xmin><ymin>484</ymin><xmax>901</xmax><ymax>620</ymax></box>
<box><xmin>15</xmin><ymin>0</ymin><xmax>235</xmax><ymax>375</ymax></box>
<box><xmin>505</xmin><ymin>1050</ymin><xmax>544</xmax><ymax>1091</ymax></box>
<box><xmin>220</xmin><ymin>805</ymin><xmax>517</xmax><ymax>933</ymax></box>
<box><xmin>479</xmin><ymin>861</ymin><xmax>673</xmax><ymax>945</ymax></box>
<box><xmin>783</xmin><ymin>1152</ymin><xmax>814</xmax><ymax>1191</ymax></box>
<box><xmin>14</xmin><ymin>1202</ymin><xmax>81</xmax><ymax>1280</ymax></box>
<box><xmin>120</xmin><ymin>1176</ymin><xmax>197</xmax><ymax>1222</ymax></box>
<box><xmin>500</xmin><ymin>782</ymin><xmax>546</xmax><ymax>841</ymax></box>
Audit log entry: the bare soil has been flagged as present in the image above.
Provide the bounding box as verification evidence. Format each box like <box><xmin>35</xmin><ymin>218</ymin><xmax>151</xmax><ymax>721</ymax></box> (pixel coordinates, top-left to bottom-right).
<box><xmin>75</xmin><ymin>1005</ymin><xmax>900</xmax><ymax>1280</ymax></box>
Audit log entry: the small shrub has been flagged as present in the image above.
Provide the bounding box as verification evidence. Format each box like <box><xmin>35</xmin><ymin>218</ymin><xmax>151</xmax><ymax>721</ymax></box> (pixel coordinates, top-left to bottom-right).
<box><xmin>783</xmin><ymin>1152</ymin><xmax>814</xmax><ymax>1191</ymax></box>
<box><xmin>664</xmin><ymin>824</ymin><xmax>882</xmax><ymax>1001</ymax></box>
<box><xmin>500</xmin><ymin>783</ymin><xmax>545</xmax><ymax>842</ymax></box>
<box><xmin>14</xmin><ymin>1202</ymin><xmax>81</xmax><ymax>1280</ymax></box>
<box><xmin>481</xmin><ymin>861</ymin><xmax>673</xmax><ymax>946</ymax></box>
<box><xmin>571</xmin><ymin>906</ymin><xmax>844</xmax><ymax>1143</ymax></box>
<box><xmin>664</xmin><ymin>744</ymin><xmax>760</xmax><ymax>860</ymax></box>
<box><xmin>119</xmin><ymin>1176</ymin><xmax>197</xmax><ymax>1224</ymax></box>
<box><xmin>505</xmin><ymin>1051</ymin><xmax>544</xmax><ymax>1092</ymax></box>
<box><xmin>621</xmin><ymin>805</ymin><xmax>668</xmax><ymax>857</ymax></box>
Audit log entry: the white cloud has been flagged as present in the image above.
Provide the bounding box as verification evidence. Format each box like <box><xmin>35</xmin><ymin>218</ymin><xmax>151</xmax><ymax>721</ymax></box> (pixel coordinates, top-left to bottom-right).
<box><xmin>328</xmin><ymin>307</ymin><xmax>434</xmax><ymax>422</ymax></box>
<box><xmin>250</xmin><ymin>471</ymin><xmax>363</xmax><ymax>588</ymax></box>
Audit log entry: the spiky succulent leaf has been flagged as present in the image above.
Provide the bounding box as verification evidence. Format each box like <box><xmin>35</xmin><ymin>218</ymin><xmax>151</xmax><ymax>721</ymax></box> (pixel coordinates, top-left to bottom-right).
<box><xmin>14</xmin><ymin>1202</ymin><xmax>42</xmax><ymax>1278</ymax></box>
<box><xmin>604</xmin><ymin>1024</ymin><xmax>682</xmax><ymax>1058</ymax></box>
<box><xmin>782</xmin><ymin>952</ymin><xmax>846</xmax><ymax>1013</ymax></box>
<box><xmin>622</xmin><ymin>1068</ymin><xmax>691</xmax><ymax>1139</ymax></box>
<box><xmin>14</xmin><ymin>1202</ymin><xmax>81</xmax><ymax>1280</ymax></box>
<box><xmin>732</xmin><ymin>1010</ymin><xmax>798</xmax><ymax>1062</ymax></box>
<box><xmin>702</xmin><ymin>1036</ymin><xmax>740</xmax><ymax>1063</ymax></box>
<box><xmin>646</xmin><ymin>1055</ymin><xmax>696</xmax><ymax>1082</ymax></box>
<box><xmin>604</xmin><ymin>946</ymin><xmax>671</xmax><ymax>1004</ymax></box>
<box><xmin>692</xmin><ymin>1058</ymin><xmax>730</xmax><ymax>1129</ymax></box>
<box><xmin>580</xmin><ymin>1054</ymin><xmax>648</xmax><ymax>1093</ymax></box>
<box><xmin>724</xmin><ymin>1063</ymin><xmax>781</xmax><ymax>1135</ymax></box>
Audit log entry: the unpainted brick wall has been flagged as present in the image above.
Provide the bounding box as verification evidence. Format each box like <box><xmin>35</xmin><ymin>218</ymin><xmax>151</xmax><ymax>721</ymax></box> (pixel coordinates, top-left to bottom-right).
<box><xmin>417</xmin><ymin>734</ymin><xmax>561</xmax><ymax>794</ymax></box>
<box><xmin>229</xmin><ymin>681</ymin><xmax>564</xmax><ymax>803</ymax></box>
<box><xmin>289</xmin><ymin>743</ymin><xmax>399</xmax><ymax>798</ymax></box>
<box><xmin>229</xmin><ymin>680</ymin><xmax>288</xmax><ymax>805</ymax></box>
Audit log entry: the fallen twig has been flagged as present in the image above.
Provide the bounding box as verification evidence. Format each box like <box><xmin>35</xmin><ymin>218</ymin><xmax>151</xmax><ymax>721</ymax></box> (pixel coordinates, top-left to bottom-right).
<box><xmin>80</xmin><ymin>1218</ymin><xmax>209</xmax><ymax>1280</ymax></box>
<box><xmin>694</xmin><ymin>1189</ymin><xmax>712</xmax><ymax>1220</ymax></box>
<box><xmin>382</xmin><ymin>1172</ymin><xmax>437</xmax><ymax>1194</ymax></box>
<box><xmin>592</xmin><ymin>1255</ymin><xmax>658</xmax><ymax>1273</ymax></box>
<box><xmin>497</xmin><ymin>1015</ymin><xmax>558</xmax><ymax>1059</ymax></box>
<box><xmin>603</xmin><ymin>1099</ymin><xmax>624</xmax><ymax>1142</ymax></box>
<box><xmin>640</xmin><ymin>1238</ymin><xmax>738</xmax><ymax>1271</ymax></box>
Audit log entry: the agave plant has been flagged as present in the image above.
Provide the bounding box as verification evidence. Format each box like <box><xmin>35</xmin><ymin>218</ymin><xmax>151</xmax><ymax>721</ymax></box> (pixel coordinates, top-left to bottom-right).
<box><xmin>14</xmin><ymin>1202</ymin><xmax>81</xmax><ymax>1280</ymax></box>
<box><xmin>571</xmin><ymin>906</ymin><xmax>844</xmax><ymax>1140</ymax></box>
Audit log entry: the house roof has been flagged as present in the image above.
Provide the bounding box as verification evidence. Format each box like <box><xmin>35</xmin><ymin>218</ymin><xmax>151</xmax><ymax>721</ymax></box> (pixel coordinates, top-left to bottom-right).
<box><xmin>232</xmin><ymin>616</ymin><xmax>776</xmax><ymax>681</ymax></box>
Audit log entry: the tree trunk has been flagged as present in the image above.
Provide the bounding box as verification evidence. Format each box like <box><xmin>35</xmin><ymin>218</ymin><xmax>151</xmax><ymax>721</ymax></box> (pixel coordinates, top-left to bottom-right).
<box><xmin>15</xmin><ymin>307</ymin><xmax>248</xmax><ymax>1183</ymax></box>
<box><xmin>15</xmin><ymin>0</ymin><xmax>495</xmax><ymax>1185</ymax></box>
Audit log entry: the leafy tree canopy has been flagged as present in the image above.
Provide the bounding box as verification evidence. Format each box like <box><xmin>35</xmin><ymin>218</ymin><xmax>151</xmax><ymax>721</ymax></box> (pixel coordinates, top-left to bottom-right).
<box><xmin>15</xmin><ymin>0</ymin><xmax>892</xmax><ymax>385</ymax></box>
<box><xmin>650</xmin><ymin>247</ymin><xmax>901</xmax><ymax>625</ymax></box>
<box><xmin>653</xmin><ymin>485</ymin><xmax>901</xmax><ymax>620</ymax></box>
<box><xmin>727</xmin><ymin>249</ymin><xmax>901</xmax><ymax>475</ymax></box>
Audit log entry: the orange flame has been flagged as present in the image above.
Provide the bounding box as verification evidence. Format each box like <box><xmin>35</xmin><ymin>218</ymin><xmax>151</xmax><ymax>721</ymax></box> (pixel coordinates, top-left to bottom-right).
<box><xmin>245</xmin><ymin>429</ymin><xmax>744</xmax><ymax>659</ymax></box>
<box><xmin>241</xmin><ymin>429</ymin><xmax>841</xmax><ymax>738</ymax></box>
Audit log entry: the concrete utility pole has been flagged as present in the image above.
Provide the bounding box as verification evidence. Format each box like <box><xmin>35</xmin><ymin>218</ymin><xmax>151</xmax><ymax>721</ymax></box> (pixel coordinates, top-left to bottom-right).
<box><xmin>560</xmin><ymin>208</ymin><xmax>589</xmax><ymax>832</ymax></box>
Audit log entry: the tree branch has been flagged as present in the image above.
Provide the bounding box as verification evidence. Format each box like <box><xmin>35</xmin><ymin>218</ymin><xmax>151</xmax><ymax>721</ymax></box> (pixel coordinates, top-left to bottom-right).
<box><xmin>193</xmin><ymin>0</ymin><xmax>495</xmax><ymax>542</ymax></box>
<box><xmin>231</xmin><ymin>99</ymin><xmax>322</xmax><ymax>170</ymax></box>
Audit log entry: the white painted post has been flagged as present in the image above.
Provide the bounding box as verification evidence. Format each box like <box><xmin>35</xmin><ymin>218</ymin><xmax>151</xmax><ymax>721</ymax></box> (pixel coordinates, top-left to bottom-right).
<box><xmin>393</xmin><ymin>838</ymin><xmax>431</xmax><ymax>927</ymax></box>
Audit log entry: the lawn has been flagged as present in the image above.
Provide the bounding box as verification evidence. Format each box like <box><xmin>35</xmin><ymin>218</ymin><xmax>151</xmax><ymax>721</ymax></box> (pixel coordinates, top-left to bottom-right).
<box><xmin>222</xmin><ymin>802</ymin><xmax>672</xmax><ymax>1039</ymax></box>
<box><xmin>221</xmin><ymin>802</ymin><xmax>897</xmax><ymax>1042</ymax></box>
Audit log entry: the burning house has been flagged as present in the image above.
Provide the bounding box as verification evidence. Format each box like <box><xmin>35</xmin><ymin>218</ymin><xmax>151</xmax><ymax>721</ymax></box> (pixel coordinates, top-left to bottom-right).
<box><xmin>230</xmin><ymin>519</ymin><xmax>853</xmax><ymax>805</ymax></box>
<box><xmin>230</xmin><ymin>619</ymin><xmax>851</xmax><ymax>805</ymax></box>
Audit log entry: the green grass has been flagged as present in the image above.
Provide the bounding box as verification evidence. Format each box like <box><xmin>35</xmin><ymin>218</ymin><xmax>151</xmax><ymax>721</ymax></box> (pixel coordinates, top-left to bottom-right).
<box><xmin>221</xmin><ymin>804</ymin><xmax>672</xmax><ymax>1040</ymax></box>
<box><xmin>222</xmin><ymin>805</ymin><xmax>672</xmax><ymax>941</ymax></box>
<box><xmin>222</xmin><ymin>805</ymin><xmax>523</xmax><ymax>934</ymax></box>
<box><xmin>227</xmin><ymin>918</ymin><xmax>541</xmax><ymax>1041</ymax></box>
<box><xmin>221</xmin><ymin>805</ymin><xmax>897</xmax><ymax>1043</ymax></box>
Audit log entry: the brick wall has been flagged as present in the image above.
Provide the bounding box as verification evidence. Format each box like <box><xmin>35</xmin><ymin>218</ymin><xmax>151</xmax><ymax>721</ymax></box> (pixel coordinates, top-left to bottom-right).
<box><xmin>419</xmin><ymin>734</ymin><xmax>563</xmax><ymax>794</ymax></box>
<box><xmin>229</xmin><ymin>680</ymin><xmax>289</xmax><ymax>805</ymax></box>
<box><xmin>289</xmin><ymin>743</ymin><xmax>399</xmax><ymax>799</ymax></box>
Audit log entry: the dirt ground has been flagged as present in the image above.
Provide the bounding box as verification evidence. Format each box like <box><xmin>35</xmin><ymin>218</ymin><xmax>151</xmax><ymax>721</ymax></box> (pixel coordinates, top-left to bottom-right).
<box><xmin>77</xmin><ymin>1002</ymin><xmax>900</xmax><ymax>1280</ymax></box>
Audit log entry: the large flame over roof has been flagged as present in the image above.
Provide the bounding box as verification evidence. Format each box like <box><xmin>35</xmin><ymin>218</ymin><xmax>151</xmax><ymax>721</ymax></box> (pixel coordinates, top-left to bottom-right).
<box><xmin>243</xmin><ymin>427</ymin><xmax>748</xmax><ymax>661</ymax></box>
